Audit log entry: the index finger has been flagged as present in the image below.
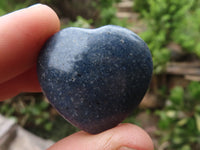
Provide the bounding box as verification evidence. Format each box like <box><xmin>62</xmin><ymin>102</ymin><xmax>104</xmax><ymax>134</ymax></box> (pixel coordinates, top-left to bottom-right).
<box><xmin>0</xmin><ymin>4</ymin><xmax>60</xmax><ymax>84</ymax></box>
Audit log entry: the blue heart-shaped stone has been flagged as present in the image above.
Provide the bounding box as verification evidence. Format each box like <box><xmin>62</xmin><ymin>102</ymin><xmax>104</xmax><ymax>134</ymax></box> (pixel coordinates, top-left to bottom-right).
<box><xmin>37</xmin><ymin>25</ymin><xmax>153</xmax><ymax>134</ymax></box>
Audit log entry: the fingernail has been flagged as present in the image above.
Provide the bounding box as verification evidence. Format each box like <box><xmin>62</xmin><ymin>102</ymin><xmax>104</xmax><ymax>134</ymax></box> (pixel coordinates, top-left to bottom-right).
<box><xmin>118</xmin><ymin>146</ymin><xmax>136</xmax><ymax>150</ymax></box>
<box><xmin>28</xmin><ymin>3</ymin><xmax>43</xmax><ymax>8</ymax></box>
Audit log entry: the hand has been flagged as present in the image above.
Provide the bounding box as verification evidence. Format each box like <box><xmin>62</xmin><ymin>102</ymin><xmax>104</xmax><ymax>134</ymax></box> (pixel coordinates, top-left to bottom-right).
<box><xmin>0</xmin><ymin>4</ymin><xmax>154</xmax><ymax>150</ymax></box>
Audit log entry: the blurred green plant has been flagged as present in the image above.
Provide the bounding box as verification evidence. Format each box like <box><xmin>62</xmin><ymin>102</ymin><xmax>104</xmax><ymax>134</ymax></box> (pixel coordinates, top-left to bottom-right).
<box><xmin>93</xmin><ymin>0</ymin><xmax>127</xmax><ymax>27</ymax></box>
<box><xmin>0</xmin><ymin>94</ymin><xmax>53</xmax><ymax>131</ymax></box>
<box><xmin>156</xmin><ymin>82</ymin><xmax>200</xmax><ymax>150</ymax></box>
<box><xmin>0</xmin><ymin>0</ymin><xmax>36</xmax><ymax>16</ymax></box>
<box><xmin>132</xmin><ymin>0</ymin><xmax>149</xmax><ymax>15</ymax></box>
<box><xmin>27</xmin><ymin>114</ymin><xmax>79</xmax><ymax>141</ymax></box>
<box><xmin>123</xmin><ymin>108</ymin><xmax>141</xmax><ymax>126</ymax></box>
<box><xmin>0</xmin><ymin>93</ymin><xmax>78</xmax><ymax>141</ymax></box>
<box><xmin>172</xmin><ymin>7</ymin><xmax>200</xmax><ymax>57</ymax></box>
<box><xmin>66</xmin><ymin>0</ymin><xmax>128</xmax><ymax>29</ymax></box>
<box><xmin>191</xmin><ymin>0</ymin><xmax>200</xmax><ymax>10</ymax></box>
<box><xmin>138</xmin><ymin>0</ymin><xmax>195</xmax><ymax>74</ymax></box>
<box><xmin>67</xmin><ymin>16</ymin><xmax>93</xmax><ymax>29</ymax></box>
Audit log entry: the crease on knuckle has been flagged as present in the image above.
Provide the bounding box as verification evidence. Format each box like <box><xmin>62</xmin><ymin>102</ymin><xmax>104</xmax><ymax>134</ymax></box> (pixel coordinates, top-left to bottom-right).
<box><xmin>100</xmin><ymin>133</ymin><xmax>115</xmax><ymax>150</ymax></box>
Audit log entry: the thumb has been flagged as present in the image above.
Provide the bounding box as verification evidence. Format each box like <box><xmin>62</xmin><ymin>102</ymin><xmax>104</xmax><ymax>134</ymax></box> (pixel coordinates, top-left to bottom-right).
<box><xmin>48</xmin><ymin>123</ymin><xmax>154</xmax><ymax>150</ymax></box>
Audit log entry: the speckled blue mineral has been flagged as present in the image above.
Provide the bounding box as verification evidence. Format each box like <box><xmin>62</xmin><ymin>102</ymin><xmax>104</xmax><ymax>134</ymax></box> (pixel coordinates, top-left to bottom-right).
<box><xmin>37</xmin><ymin>25</ymin><xmax>153</xmax><ymax>134</ymax></box>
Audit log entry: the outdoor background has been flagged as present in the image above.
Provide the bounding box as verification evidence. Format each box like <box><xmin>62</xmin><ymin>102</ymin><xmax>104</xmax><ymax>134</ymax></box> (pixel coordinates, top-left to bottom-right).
<box><xmin>0</xmin><ymin>0</ymin><xmax>200</xmax><ymax>149</ymax></box>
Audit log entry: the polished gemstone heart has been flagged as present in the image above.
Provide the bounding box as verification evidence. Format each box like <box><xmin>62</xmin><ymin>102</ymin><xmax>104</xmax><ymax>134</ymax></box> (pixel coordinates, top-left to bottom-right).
<box><xmin>37</xmin><ymin>25</ymin><xmax>153</xmax><ymax>134</ymax></box>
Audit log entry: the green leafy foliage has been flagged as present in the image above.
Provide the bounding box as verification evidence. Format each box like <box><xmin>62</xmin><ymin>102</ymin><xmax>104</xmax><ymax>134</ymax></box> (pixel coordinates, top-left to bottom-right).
<box><xmin>93</xmin><ymin>0</ymin><xmax>127</xmax><ymax>27</ymax></box>
<box><xmin>156</xmin><ymin>82</ymin><xmax>200</xmax><ymax>149</ymax></box>
<box><xmin>138</xmin><ymin>0</ymin><xmax>198</xmax><ymax>74</ymax></box>
<box><xmin>172</xmin><ymin>7</ymin><xmax>200</xmax><ymax>56</ymax></box>
<box><xmin>67</xmin><ymin>16</ymin><xmax>93</xmax><ymax>29</ymax></box>
<box><xmin>27</xmin><ymin>115</ymin><xmax>79</xmax><ymax>141</ymax></box>
<box><xmin>142</xmin><ymin>0</ymin><xmax>194</xmax><ymax>39</ymax></box>
<box><xmin>62</xmin><ymin>0</ymin><xmax>127</xmax><ymax>29</ymax></box>
<box><xmin>0</xmin><ymin>93</ymin><xmax>78</xmax><ymax>141</ymax></box>
<box><xmin>96</xmin><ymin>0</ymin><xmax>117</xmax><ymax>25</ymax></box>
<box><xmin>140</xmin><ymin>30</ymin><xmax>170</xmax><ymax>74</ymax></box>
<box><xmin>0</xmin><ymin>94</ymin><xmax>53</xmax><ymax>131</ymax></box>
<box><xmin>0</xmin><ymin>0</ymin><xmax>36</xmax><ymax>16</ymax></box>
<box><xmin>132</xmin><ymin>0</ymin><xmax>149</xmax><ymax>14</ymax></box>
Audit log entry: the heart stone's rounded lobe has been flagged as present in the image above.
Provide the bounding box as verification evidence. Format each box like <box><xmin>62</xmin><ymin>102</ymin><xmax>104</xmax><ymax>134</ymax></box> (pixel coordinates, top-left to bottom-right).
<box><xmin>37</xmin><ymin>25</ymin><xmax>153</xmax><ymax>134</ymax></box>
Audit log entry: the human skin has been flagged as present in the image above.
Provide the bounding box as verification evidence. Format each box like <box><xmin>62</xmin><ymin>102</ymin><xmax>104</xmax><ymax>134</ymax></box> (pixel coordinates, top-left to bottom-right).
<box><xmin>0</xmin><ymin>4</ymin><xmax>154</xmax><ymax>150</ymax></box>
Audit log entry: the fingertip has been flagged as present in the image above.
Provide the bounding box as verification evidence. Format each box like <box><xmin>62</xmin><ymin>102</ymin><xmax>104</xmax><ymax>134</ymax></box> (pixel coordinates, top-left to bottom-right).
<box><xmin>0</xmin><ymin>4</ymin><xmax>60</xmax><ymax>83</ymax></box>
<box><xmin>112</xmin><ymin>123</ymin><xmax>154</xmax><ymax>150</ymax></box>
<box><xmin>48</xmin><ymin>123</ymin><xmax>154</xmax><ymax>150</ymax></box>
<box><xmin>1</xmin><ymin>3</ymin><xmax>60</xmax><ymax>31</ymax></box>
<box><xmin>26</xmin><ymin>3</ymin><xmax>60</xmax><ymax>32</ymax></box>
